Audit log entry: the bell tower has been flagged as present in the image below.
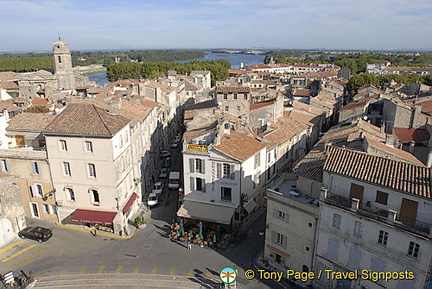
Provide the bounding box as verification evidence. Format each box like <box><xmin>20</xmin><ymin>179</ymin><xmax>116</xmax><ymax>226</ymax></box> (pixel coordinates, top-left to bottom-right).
<box><xmin>53</xmin><ymin>40</ymin><xmax>75</xmax><ymax>90</ymax></box>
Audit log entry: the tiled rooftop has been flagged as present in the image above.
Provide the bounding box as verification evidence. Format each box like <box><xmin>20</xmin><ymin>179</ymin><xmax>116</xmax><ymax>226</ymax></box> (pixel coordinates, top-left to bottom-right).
<box><xmin>7</xmin><ymin>113</ymin><xmax>56</xmax><ymax>132</ymax></box>
<box><xmin>213</xmin><ymin>130</ymin><xmax>266</xmax><ymax>162</ymax></box>
<box><xmin>44</xmin><ymin>103</ymin><xmax>130</xmax><ymax>137</ymax></box>
<box><xmin>324</xmin><ymin>146</ymin><xmax>432</xmax><ymax>199</ymax></box>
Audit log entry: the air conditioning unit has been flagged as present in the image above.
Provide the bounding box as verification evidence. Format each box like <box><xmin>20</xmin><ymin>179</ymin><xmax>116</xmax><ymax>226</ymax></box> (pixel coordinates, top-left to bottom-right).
<box><xmin>56</xmin><ymin>200</ymin><xmax>64</xmax><ymax>207</ymax></box>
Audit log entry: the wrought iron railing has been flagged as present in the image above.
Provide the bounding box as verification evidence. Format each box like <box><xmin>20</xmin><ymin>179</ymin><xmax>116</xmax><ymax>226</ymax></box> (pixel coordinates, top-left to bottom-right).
<box><xmin>324</xmin><ymin>191</ymin><xmax>431</xmax><ymax>236</ymax></box>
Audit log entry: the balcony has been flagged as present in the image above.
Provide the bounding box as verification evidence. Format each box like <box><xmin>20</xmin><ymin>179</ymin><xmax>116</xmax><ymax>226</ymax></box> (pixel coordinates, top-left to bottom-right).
<box><xmin>324</xmin><ymin>191</ymin><xmax>431</xmax><ymax>237</ymax></box>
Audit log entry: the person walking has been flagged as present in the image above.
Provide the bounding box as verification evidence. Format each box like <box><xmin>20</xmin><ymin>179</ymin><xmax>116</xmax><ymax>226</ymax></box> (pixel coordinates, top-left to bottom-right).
<box><xmin>187</xmin><ymin>237</ymin><xmax>192</xmax><ymax>250</ymax></box>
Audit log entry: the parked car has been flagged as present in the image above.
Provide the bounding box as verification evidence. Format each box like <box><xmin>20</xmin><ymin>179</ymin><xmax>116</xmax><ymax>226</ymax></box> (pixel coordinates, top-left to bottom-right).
<box><xmin>18</xmin><ymin>227</ymin><xmax>53</xmax><ymax>243</ymax></box>
<box><xmin>147</xmin><ymin>193</ymin><xmax>159</xmax><ymax>207</ymax></box>
<box><xmin>152</xmin><ymin>182</ymin><xmax>164</xmax><ymax>195</ymax></box>
<box><xmin>160</xmin><ymin>150</ymin><xmax>171</xmax><ymax>158</ymax></box>
<box><xmin>163</xmin><ymin>157</ymin><xmax>171</xmax><ymax>167</ymax></box>
<box><xmin>159</xmin><ymin>168</ymin><xmax>168</xmax><ymax>178</ymax></box>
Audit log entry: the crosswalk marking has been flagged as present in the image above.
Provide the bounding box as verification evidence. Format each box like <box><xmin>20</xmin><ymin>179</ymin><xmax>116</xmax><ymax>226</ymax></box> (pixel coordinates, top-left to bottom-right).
<box><xmin>60</xmin><ymin>270</ymin><xmax>67</xmax><ymax>275</ymax></box>
<box><xmin>169</xmin><ymin>267</ymin><xmax>176</xmax><ymax>275</ymax></box>
<box><xmin>151</xmin><ymin>266</ymin><xmax>158</xmax><ymax>274</ymax></box>
<box><xmin>133</xmin><ymin>266</ymin><xmax>141</xmax><ymax>273</ymax></box>
<box><xmin>14</xmin><ymin>247</ymin><xmax>48</xmax><ymax>266</ymax></box>
<box><xmin>1</xmin><ymin>244</ymin><xmax>36</xmax><ymax>263</ymax></box>
<box><xmin>0</xmin><ymin>241</ymin><xmax>24</xmax><ymax>254</ymax></box>
<box><xmin>79</xmin><ymin>266</ymin><xmax>87</xmax><ymax>274</ymax></box>
<box><xmin>115</xmin><ymin>265</ymin><xmax>123</xmax><ymax>274</ymax></box>
<box><xmin>97</xmin><ymin>265</ymin><xmax>105</xmax><ymax>273</ymax></box>
<box><xmin>205</xmin><ymin>271</ymin><xmax>211</xmax><ymax>279</ymax></box>
<box><xmin>187</xmin><ymin>269</ymin><xmax>193</xmax><ymax>277</ymax></box>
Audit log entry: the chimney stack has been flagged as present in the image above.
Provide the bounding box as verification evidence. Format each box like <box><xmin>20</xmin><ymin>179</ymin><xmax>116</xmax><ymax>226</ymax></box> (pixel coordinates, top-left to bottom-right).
<box><xmin>385</xmin><ymin>134</ymin><xmax>394</xmax><ymax>147</ymax></box>
<box><xmin>108</xmin><ymin>99</ymin><xmax>121</xmax><ymax>114</ymax></box>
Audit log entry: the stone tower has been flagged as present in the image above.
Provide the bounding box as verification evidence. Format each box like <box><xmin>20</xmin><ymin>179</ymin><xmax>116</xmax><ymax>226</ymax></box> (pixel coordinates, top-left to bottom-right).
<box><xmin>53</xmin><ymin>40</ymin><xmax>75</xmax><ymax>90</ymax></box>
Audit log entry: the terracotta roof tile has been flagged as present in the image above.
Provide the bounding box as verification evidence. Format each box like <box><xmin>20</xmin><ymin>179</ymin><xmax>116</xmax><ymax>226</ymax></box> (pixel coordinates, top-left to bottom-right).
<box><xmin>394</xmin><ymin>128</ymin><xmax>430</xmax><ymax>143</ymax></box>
<box><xmin>213</xmin><ymin>130</ymin><xmax>266</xmax><ymax>162</ymax></box>
<box><xmin>250</xmin><ymin>98</ymin><xmax>276</xmax><ymax>111</ymax></box>
<box><xmin>79</xmin><ymin>98</ymin><xmax>153</xmax><ymax>127</ymax></box>
<box><xmin>216</xmin><ymin>86</ymin><xmax>251</xmax><ymax>93</ymax></box>
<box><xmin>324</xmin><ymin>146</ymin><xmax>432</xmax><ymax>199</ymax></box>
<box><xmin>7</xmin><ymin>113</ymin><xmax>56</xmax><ymax>132</ymax></box>
<box><xmin>44</xmin><ymin>103</ymin><xmax>130</xmax><ymax>137</ymax></box>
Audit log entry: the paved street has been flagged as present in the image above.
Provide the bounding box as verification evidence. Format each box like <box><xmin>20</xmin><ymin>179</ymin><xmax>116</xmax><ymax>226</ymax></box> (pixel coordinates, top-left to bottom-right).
<box><xmin>0</xmin><ymin>145</ymin><xmax>282</xmax><ymax>288</ymax></box>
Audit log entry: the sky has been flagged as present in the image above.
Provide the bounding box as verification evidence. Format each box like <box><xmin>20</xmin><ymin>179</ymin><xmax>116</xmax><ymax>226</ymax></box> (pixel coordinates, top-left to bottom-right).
<box><xmin>1</xmin><ymin>0</ymin><xmax>432</xmax><ymax>52</ymax></box>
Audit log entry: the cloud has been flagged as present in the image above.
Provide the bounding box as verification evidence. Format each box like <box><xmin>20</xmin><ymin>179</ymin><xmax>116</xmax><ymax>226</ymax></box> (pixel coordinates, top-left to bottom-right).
<box><xmin>0</xmin><ymin>0</ymin><xmax>431</xmax><ymax>51</ymax></box>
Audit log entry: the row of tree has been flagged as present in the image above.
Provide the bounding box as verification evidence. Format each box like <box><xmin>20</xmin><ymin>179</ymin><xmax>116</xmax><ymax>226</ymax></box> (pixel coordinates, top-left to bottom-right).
<box><xmin>107</xmin><ymin>59</ymin><xmax>231</xmax><ymax>86</ymax></box>
<box><xmin>346</xmin><ymin>73</ymin><xmax>432</xmax><ymax>96</ymax></box>
<box><xmin>265</xmin><ymin>51</ymin><xmax>432</xmax><ymax>74</ymax></box>
<box><xmin>0</xmin><ymin>50</ymin><xmax>206</xmax><ymax>72</ymax></box>
<box><xmin>0</xmin><ymin>57</ymin><xmax>53</xmax><ymax>72</ymax></box>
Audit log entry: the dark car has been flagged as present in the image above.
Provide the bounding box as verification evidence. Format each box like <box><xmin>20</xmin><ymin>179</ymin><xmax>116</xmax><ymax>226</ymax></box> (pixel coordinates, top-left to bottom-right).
<box><xmin>18</xmin><ymin>227</ymin><xmax>53</xmax><ymax>243</ymax></box>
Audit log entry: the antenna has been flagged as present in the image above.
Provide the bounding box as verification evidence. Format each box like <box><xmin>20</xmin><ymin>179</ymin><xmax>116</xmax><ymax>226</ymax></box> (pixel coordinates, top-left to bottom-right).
<box><xmin>58</xmin><ymin>32</ymin><xmax>61</xmax><ymax>41</ymax></box>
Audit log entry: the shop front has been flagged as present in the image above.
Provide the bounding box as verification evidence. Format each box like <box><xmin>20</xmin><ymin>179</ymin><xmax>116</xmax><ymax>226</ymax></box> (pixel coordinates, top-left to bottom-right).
<box><xmin>71</xmin><ymin>209</ymin><xmax>117</xmax><ymax>234</ymax></box>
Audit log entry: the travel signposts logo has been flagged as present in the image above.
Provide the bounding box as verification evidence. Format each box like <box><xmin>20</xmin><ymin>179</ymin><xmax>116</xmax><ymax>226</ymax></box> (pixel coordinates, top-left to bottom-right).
<box><xmin>220</xmin><ymin>266</ymin><xmax>237</xmax><ymax>284</ymax></box>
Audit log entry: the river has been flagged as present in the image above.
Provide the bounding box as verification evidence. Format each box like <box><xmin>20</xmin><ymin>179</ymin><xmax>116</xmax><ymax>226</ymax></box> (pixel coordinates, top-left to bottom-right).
<box><xmin>87</xmin><ymin>51</ymin><xmax>266</xmax><ymax>86</ymax></box>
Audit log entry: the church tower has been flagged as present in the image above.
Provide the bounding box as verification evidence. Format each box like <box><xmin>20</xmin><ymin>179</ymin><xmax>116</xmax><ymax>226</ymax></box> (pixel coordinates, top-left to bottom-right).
<box><xmin>53</xmin><ymin>40</ymin><xmax>75</xmax><ymax>90</ymax></box>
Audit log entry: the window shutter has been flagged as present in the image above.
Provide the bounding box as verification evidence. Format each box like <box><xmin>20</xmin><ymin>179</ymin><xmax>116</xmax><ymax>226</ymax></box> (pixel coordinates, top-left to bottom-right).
<box><xmin>217</xmin><ymin>163</ymin><xmax>221</xmax><ymax>178</ymax></box>
<box><xmin>190</xmin><ymin>177</ymin><xmax>195</xmax><ymax>191</ymax></box>
<box><xmin>37</xmin><ymin>162</ymin><xmax>41</xmax><ymax>174</ymax></box>
<box><xmin>282</xmin><ymin>235</ymin><xmax>287</xmax><ymax>249</ymax></box>
<box><xmin>202</xmin><ymin>179</ymin><xmax>206</xmax><ymax>193</ymax></box>
<box><xmin>273</xmin><ymin>209</ymin><xmax>278</xmax><ymax>218</ymax></box>
<box><xmin>189</xmin><ymin>158</ymin><xmax>195</xmax><ymax>173</ymax></box>
<box><xmin>201</xmin><ymin>160</ymin><xmax>205</xmax><ymax>174</ymax></box>
<box><xmin>271</xmin><ymin>231</ymin><xmax>276</xmax><ymax>244</ymax></box>
<box><xmin>32</xmin><ymin>162</ymin><xmax>37</xmax><ymax>174</ymax></box>
<box><xmin>230</xmin><ymin>165</ymin><xmax>235</xmax><ymax>180</ymax></box>
<box><xmin>30</xmin><ymin>185</ymin><xmax>38</xmax><ymax>197</ymax></box>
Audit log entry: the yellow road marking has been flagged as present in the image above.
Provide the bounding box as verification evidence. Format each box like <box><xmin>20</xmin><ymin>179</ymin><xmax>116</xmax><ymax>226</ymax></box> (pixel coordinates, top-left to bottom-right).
<box><xmin>60</xmin><ymin>269</ymin><xmax>67</xmax><ymax>275</ymax></box>
<box><xmin>1</xmin><ymin>244</ymin><xmax>36</xmax><ymax>263</ymax></box>
<box><xmin>79</xmin><ymin>266</ymin><xmax>87</xmax><ymax>274</ymax></box>
<box><xmin>14</xmin><ymin>247</ymin><xmax>48</xmax><ymax>266</ymax></box>
<box><xmin>0</xmin><ymin>241</ymin><xmax>24</xmax><ymax>254</ymax></box>
<box><xmin>169</xmin><ymin>267</ymin><xmax>176</xmax><ymax>275</ymax></box>
<box><xmin>151</xmin><ymin>266</ymin><xmax>158</xmax><ymax>274</ymax></box>
<box><xmin>97</xmin><ymin>265</ymin><xmax>105</xmax><ymax>273</ymax></box>
<box><xmin>187</xmin><ymin>269</ymin><xmax>193</xmax><ymax>277</ymax></box>
<box><xmin>205</xmin><ymin>271</ymin><xmax>211</xmax><ymax>278</ymax></box>
<box><xmin>133</xmin><ymin>266</ymin><xmax>141</xmax><ymax>273</ymax></box>
<box><xmin>115</xmin><ymin>265</ymin><xmax>123</xmax><ymax>274</ymax></box>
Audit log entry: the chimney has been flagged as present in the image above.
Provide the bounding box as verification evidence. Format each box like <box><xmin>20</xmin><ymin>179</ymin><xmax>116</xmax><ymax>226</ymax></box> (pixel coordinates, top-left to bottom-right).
<box><xmin>380</xmin><ymin>122</ymin><xmax>386</xmax><ymax>134</ymax></box>
<box><xmin>387</xmin><ymin>210</ymin><xmax>397</xmax><ymax>223</ymax></box>
<box><xmin>427</xmin><ymin>150</ymin><xmax>432</xmax><ymax>167</ymax></box>
<box><xmin>351</xmin><ymin>198</ymin><xmax>360</xmax><ymax>211</ymax></box>
<box><xmin>385</xmin><ymin>134</ymin><xmax>394</xmax><ymax>146</ymax></box>
<box><xmin>411</xmin><ymin>104</ymin><xmax>422</xmax><ymax>128</ymax></box>
<box><xmin>409</xmin><ymin>140</ymin><xmax>415</xmax><ymax>153</ymax></box>
<box><xmin>108</xmin><ymin>99</ymin><xmax>121</xmax><ymax>114</ymax></box>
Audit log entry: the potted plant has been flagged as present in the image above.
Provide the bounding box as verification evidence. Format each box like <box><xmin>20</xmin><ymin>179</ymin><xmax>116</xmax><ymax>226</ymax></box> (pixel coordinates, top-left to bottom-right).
<box><xmin>134</xmin><ymin>216</ymin><xmax>147</xmax><ymax>229</ymax></box>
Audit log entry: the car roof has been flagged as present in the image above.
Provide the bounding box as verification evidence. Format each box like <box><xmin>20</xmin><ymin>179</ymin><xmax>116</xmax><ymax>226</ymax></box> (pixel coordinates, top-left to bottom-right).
<box><xmin>154</xmin><ymin>182</ymin><xmax>162</xmax><ymax>186</ymax></box>
<box><xmin>148</xmin><ymin>192</ymin><xmax>158</xmax><ymax>197</ymax></box>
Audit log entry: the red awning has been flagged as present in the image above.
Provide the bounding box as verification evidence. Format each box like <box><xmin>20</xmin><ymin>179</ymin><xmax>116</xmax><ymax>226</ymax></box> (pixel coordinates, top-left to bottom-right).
<box><xmin>71</xmin><ymin>209</ymin><xmax>117</xmax><ymax>226</ymax></box>
<box><xmin>122</xmin><ymin>193</ymin><xmax>138</xmax><ymax>214</ymax></box>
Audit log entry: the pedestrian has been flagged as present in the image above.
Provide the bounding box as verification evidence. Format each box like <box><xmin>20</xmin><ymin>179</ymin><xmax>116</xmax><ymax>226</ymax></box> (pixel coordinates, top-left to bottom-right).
<box><xmin>187</xmin><ymin>237</ymin><xmax>192</xmax><ymax>250</ymax></box>
<box><xmin>91</xmin><ymin>227</ymin><xmax>97</xmax><ymax>237</ymax></box>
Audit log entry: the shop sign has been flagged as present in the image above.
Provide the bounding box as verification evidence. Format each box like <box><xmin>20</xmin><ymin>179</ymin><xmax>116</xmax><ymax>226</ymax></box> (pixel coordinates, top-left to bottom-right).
<box><xmin>186</xmin><ymin>144</ymin><xmax>208</xmax><ymax>152</ymax></box>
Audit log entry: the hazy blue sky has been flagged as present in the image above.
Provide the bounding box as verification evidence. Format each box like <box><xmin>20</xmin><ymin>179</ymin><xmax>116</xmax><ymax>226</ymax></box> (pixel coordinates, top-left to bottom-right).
<box><xmin>1</xmin><ymin>0</ymin><xmax>432</xmax><ymax>52</ymax></box>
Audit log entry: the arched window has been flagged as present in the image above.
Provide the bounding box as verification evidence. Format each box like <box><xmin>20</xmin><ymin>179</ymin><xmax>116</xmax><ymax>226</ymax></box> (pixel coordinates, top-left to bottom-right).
<box><xmin>90</xmin><ymin>189</ymin><xmax>100</xmax><ymax>204</ymax></box>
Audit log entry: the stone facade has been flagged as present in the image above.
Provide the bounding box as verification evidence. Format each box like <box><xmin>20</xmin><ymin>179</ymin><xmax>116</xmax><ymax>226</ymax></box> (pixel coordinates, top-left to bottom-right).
<box><xmin>53</xmin><ymin>40</ymin><xmax>76</xmax><ymax>90</ymax></box>
<box><xmin>0</xmin><ymin>174</ymin><xmax>26</xmax><ymax>247</ymax></box>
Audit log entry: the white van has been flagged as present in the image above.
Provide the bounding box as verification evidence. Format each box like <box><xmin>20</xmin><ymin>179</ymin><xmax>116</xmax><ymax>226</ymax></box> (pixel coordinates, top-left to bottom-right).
<box><xmin>168</xmin><ymin>171</ymin><xmax>180</xmax><ymax>189</ymax></box>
